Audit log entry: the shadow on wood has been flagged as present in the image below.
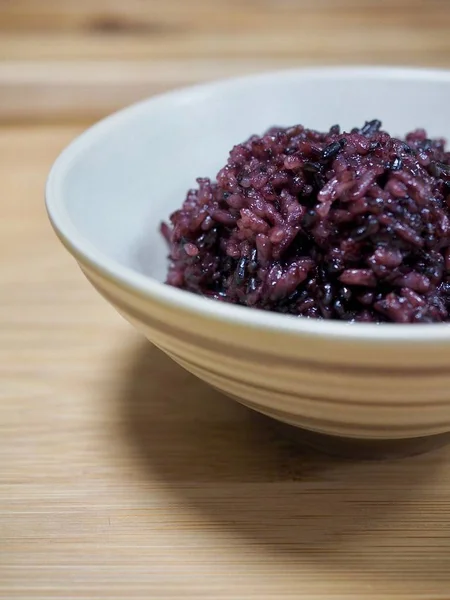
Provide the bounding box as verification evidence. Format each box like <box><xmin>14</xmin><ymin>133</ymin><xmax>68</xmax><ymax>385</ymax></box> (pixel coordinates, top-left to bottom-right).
<box><xmin>117</xmin><ymin>340</ymin><xmax>450</xmax><ymax>579</ymax></box>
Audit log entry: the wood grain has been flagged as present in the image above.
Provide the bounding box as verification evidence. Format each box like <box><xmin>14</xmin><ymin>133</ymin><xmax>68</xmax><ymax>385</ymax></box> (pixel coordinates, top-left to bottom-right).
<box><xmin>3</xmin><ymin>2</ymin><xmax>450</xmax><ymax>597</ymax></box>
<box><xmin>1</xmin><ymin>0</ymin><xmax>449</xmax><ymax>32</ymax></box>
<box><xmin>2</xmin><ymin>125</ymin><xmax>450</xmax><ymax>599</ymax></box>
<box><xmin>1</xmin><ymin>0</ymin><xmax>450</xmax><ymax>122</ymax></box>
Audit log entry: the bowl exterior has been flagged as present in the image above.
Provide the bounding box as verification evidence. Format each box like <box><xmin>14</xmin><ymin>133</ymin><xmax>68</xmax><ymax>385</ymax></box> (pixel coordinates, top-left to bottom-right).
<box><xmin>80</xmin><ymin>261</ymin><xmax>450</xmax><ymax>441</ymax></box>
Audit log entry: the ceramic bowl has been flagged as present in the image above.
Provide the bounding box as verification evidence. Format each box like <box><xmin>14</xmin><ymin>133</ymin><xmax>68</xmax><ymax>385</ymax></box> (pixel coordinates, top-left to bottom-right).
<box><xmin>46</xmin><ymin>67</ymin><xmax>450</xmax><ymax>458</ymax></box>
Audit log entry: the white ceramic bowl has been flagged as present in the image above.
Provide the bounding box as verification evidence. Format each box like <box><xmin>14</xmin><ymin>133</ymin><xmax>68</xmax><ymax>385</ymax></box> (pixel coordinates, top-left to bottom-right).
<box><xmin>46</xmin><ymin>67</ymin><xmax>450</xmax><ymax>456</ymax></box>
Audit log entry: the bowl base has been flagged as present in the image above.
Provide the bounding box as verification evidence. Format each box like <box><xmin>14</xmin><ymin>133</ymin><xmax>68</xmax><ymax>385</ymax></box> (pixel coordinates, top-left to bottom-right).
<box><xmin>225</xmin><ymin>394</ymin><xmax>450</xmax><ymax>459</ymax></box>
<box><xmin>270</xmin><ymin>420</ymin><xmax>450</xmax><ymax>460</ymax></box>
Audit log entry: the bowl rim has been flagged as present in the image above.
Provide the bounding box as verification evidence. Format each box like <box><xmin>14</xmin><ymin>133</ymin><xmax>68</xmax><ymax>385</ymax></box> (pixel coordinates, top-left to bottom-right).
<box><xmin>46</xmin><ymin>65</ymin><xmax>450</xmax><ymax>343</ymax></box>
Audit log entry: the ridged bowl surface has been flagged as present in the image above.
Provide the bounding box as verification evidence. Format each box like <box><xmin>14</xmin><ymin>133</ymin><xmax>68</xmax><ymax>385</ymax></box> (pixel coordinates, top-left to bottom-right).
<box><xmin>46</xmin><ymin>67</ymin><xmax>450</xmax><ymax>449</ymax></box>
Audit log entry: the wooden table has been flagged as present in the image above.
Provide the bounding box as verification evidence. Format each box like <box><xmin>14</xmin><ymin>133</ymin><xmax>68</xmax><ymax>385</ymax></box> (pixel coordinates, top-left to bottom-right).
<box><xmin>2</xmin><ymin>0</ymin><xmax>450</xmax><ymax>122</ymax></box>
<box><xmin>2</xmin><ymin>2</ymin><xmax>450</xmax><ymax>599</ymax></box>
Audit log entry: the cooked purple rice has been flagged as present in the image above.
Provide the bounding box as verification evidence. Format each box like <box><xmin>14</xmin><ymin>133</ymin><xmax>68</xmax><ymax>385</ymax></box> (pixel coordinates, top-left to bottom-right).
<box><xmin>161</xmin><ymin>121</ymin><xmax>450</xmax><ymax>323</ymax></box>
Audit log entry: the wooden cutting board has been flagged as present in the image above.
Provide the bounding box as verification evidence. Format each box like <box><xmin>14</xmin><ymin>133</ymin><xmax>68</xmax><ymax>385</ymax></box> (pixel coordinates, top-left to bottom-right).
<box><xmin>2</xmin><ymin>1</ymin><xmax>450</xmax><ymax>598</ymax></box>
<box><xmin>1</xmin><ymin>0</ymin><xmax>450</xmax><ymax>122</ymax></box>
<box><xmin>2</xmin><ymin>120</ymin><xmax>450</xmax><ymax>600</ymax></box>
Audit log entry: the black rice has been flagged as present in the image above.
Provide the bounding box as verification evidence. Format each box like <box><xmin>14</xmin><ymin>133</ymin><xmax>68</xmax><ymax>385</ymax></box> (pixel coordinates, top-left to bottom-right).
<box><xmin>161</xmin><ymin>121</ymin><xmax>450</xmax><ymax>323</ymax></box>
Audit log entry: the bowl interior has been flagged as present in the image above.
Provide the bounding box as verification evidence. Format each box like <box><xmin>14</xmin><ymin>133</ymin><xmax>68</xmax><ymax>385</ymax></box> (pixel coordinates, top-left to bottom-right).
<box><xmin>50</xmin><ymin>68</ymin><xmax>450</xmax><ymax>284</ymax></box>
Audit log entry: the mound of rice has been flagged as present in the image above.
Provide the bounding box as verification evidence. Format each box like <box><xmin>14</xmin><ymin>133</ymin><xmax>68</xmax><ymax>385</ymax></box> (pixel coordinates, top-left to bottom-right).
<box><xmin>161</xmin><ymin>120</ymin><xmax>450</xmax><ymax>323</ymax></box>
